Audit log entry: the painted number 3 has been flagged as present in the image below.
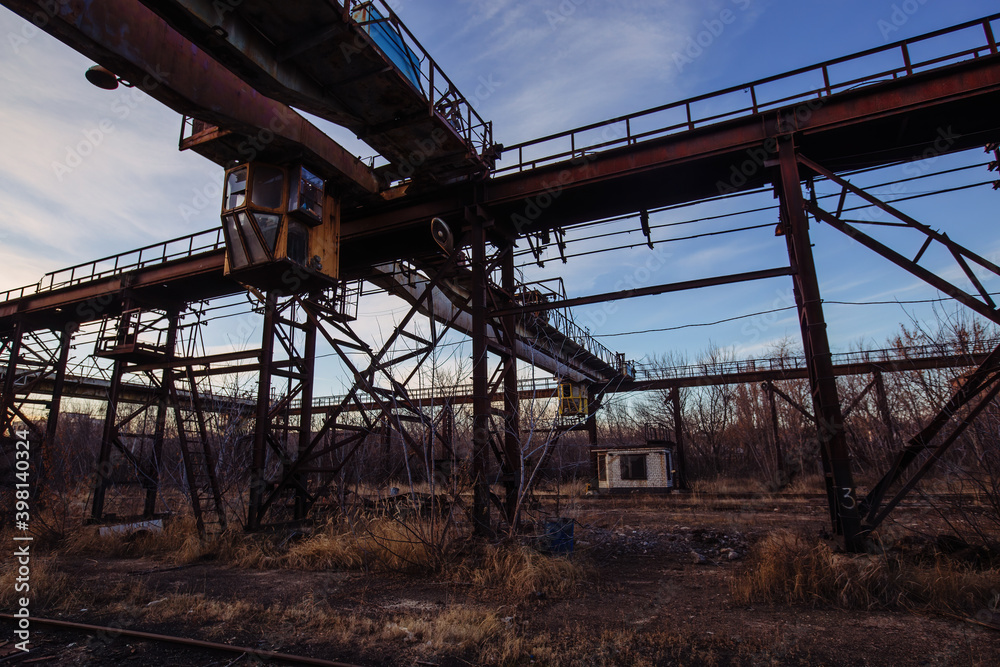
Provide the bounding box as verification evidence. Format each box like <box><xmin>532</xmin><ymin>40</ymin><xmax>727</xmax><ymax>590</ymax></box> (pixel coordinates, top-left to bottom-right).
<box><xmin>840</xmin><ymin>487</ymin><xmax>856</xmax><ymax>509</ymax></box>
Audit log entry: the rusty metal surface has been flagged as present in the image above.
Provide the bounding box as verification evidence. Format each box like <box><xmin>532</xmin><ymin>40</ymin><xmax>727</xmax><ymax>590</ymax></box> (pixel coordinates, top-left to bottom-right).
<box><xmin>137</xmin><ymin>0</ymin><xmax>494</xmax><ymax>183</ymax></box>
<box><xmin>493</xmin><ymin>14</ymin><xmax>999</xmax><ymax>174</ymax></box>
<box><xmin>1</xmin><ymin>0</ymin><xmax>383</xmax><ymax>197</ymax></box>
<box><xmin>341</xmin><ymin>52</ymin><xmax>1000</xmax><ymax>242</ymax></box>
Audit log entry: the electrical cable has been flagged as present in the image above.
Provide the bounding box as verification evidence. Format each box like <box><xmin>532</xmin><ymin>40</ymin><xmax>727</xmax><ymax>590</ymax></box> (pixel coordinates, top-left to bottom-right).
<box><xmin>513</xmin><ymin>159</ymin><xmax>992</xmax><ymax>265</ymax></box>
<box><xmin>592</xmin><ymin>292</ymin><xmax>1000</xmax><ymax>339</ymax></box>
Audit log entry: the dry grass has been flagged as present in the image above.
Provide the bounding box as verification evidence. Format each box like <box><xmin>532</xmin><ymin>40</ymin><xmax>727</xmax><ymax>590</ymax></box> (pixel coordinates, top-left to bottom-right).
<box><xmin>732</xmin><ymin>530</ymin><xmax>1000</xmax><ymax>613</ymax></box>
<box><xmin>690</xmin><ymin>476</ymin><xmax>771</xmax><ymax>495</ymax></box>
<box><xmin>277</xmin><ymin>516</ymin><xmax>455</xmax><ymax>572</ymax></box>
<box><xmin>0</xmin><ymin>556</ymin><xmax>76</xmax><ymax>611</ymax></box>
<box><xmin>457</xmin><ymin>542</ymin><xmax>592</xmax><ymax>599</ymax></box>
<box><xmin>61</xmin><ymin>515</ymin><xmax>204</xmax><ymax>561</ymax></box>
<box><xmin>0</xmin><ymin>553</ymin><xmax>152</xmax><ymax>616</ymax></box>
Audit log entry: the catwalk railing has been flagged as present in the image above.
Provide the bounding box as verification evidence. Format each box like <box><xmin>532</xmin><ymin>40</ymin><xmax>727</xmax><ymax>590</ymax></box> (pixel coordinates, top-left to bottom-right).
<box><xmin>7</xmin><ymin>337</ymin><xmax>993</xmax><ymax>414</ymax></box>
<box><xmin>0</xmin><ymin>228</ymin><xmax>225</xmax><ymax>303</ymax></box>
<box><xmin>631</xmin><ymin>339</ymin><xmax>1000</xmax><ymax>382</ymax></box>
<box><xmin>494</xmin><ymin>13</ymin><xmax>1000</xmax><ymax>175</ymax></box>
<box><xmin>292</xmin><ymin>339</ymin><xmax>998</xmax><ymax>409</ymax></box>
<box><xmin>345</xmin><ymin>0</ymin><xmax>493</xmax><ymax>160</ymax></box>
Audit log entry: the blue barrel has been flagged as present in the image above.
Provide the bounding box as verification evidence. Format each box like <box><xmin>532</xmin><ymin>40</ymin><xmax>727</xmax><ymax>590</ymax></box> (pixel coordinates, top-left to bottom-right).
<box><xmin>543</xmin><ymin>518</ymin><xmax>574</xmax><ymax>554</ymax></box>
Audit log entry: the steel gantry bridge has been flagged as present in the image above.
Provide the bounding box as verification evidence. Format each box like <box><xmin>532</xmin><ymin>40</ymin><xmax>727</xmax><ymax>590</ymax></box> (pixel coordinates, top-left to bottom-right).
<box><xmin>2</xmin><ymin>2</ymin><xmax>1000</xmax><ymax>550</ymax></box>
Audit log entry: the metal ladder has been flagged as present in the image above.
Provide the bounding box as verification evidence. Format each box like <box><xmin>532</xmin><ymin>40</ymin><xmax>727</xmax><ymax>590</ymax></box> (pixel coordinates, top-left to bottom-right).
<box><xmin>170</xmin><ymin>367</ymin><xmax>227</xmax><ymax>538</ymax></box>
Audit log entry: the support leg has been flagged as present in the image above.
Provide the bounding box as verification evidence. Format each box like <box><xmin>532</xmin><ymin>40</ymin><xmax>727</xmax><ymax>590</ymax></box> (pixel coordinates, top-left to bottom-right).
<box><xmin>765</xmin><ymin>381</ymin><xmax>785</xmax><ymax>481</ymax></box>
<box><xmin>248</xmin><ymin>292</ymin><xmax>277</xmax><ymax>531</ymax></box>
<box><xmin>144</xmin><ymin>313</ymin><xmax>178</xmax><ymax>517</ymax></box>
<box><xmin>776</xmin><ymin>136</ymin><xmax>862</xmax><ymax>550</ymax></box>
<box><xmin>0</xmin><ymin>321</ymin><xmax>24</xmax><ymax>436</ymax></box>
<box><xmin>470</xmin><ymin>213</ymin><xmax>491</xmax><ymax>536</ymax></box>
<box><xmin>43</xmin><ymin>324</ymin><xmax>74</xmax><ymax>456</ymax></box>
<box><xmin>295</xmin><ymin>307</ymin><xmax>318</xmax><ymax>521</ymax></box>
<box><xmin>91</xmin><ymin>358</ymin><xmax>124</xmax><ymax>522</ymax></box>
<box><xmin>501</xmin><ymin>246</ymin><xmax>521</xmax><ymax>527</ymax></box>
<box><xmin>670</xmin><ymin>388</ymin><xmax>688</xmax><ymax>490</ymax></box>
<box><xmin>872</xmin><ymin>371</ymin><xmax>896</xmax><ymax>453</ymax></box>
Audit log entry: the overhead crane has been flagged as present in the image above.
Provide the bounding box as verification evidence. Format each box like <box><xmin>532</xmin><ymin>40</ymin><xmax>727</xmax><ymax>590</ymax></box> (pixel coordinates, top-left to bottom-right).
<box><xmin>1</xmin><ymin>2</ymin><xmax>1000</xmax><ymax>549</ymax></box>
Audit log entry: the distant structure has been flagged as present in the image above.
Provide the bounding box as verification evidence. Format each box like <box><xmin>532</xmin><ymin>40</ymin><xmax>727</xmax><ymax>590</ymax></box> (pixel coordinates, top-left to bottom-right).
<box><xmin>593</xmin><ymin>445</ymin><xmax>677</xmax><ymax>494</ymax></box>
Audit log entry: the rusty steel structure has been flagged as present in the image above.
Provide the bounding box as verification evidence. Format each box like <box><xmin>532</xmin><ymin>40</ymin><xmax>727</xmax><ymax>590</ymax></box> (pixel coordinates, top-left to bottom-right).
<box><xmin>2</xmin><ymin>2</ymin><xmax>1000</xmax><ymax>550</ymax></box>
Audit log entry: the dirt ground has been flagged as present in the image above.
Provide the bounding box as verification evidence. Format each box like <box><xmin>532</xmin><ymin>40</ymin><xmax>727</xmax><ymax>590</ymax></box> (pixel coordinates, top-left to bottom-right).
<box><xmin>9</xmin><ymin>495</ymin><xmax>1000</xmax><ymax>666</ymax></box>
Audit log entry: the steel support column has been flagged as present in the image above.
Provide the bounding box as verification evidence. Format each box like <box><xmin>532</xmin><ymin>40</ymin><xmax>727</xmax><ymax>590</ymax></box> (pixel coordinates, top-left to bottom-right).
<box><xmin>669</xmin><ymin>387</ymin><xmax>687</xmax><ymax>490</ymax></box>
<box><xmin>42</xmin><ymin>323</ymin><xmax>75</xmax><ymax>477</ymax></box>
<box><xmin>764</xmin><ymin>381</ymin><xmax>785</xmax><ymax>481</ymax></box>
<box><xmin>500</xmin><ymin>245</ymin><xmax>521</xmax><ymax>526</ymax></box>
<box><xmin>776</xmin><ymin>136</ymin><xmax>862</xmax><ymax>549</ymax></box>
<box><xmin>248</xmin><ymin>292</ymin><xmax>277</xmax><ymax>531</ymax></box>
<box><xmin>90</xmin><ymin>358</ymin><xmax>124</xmax><ymax>522</ymax></box>
<box><xmin>470</xmin><ymin>212</ymin><xmax>491</xmax><ymax>536</ymax></box>
<box><xmin>585</xmin><ymin>387</ymin><xmax>598</xmax><ymax>448</ymax></box>
<box><xmin>872</xmin><ymin>371</ymin><xmax>896</xmax><ymax>451</ymax></box>
<box><xmin>0</xmin><ymin>321</ymin><xmax>24</xmax><ymax>436</ymax></box>
<box><xmin>143</xmin><ymin>312</ymin><xmax>178</xmax><ymax>518</ymax></box>
<box><xmin>295</xmin><ymin>305</ymin><xmax>318</xmax><ymax>521</ymax></box>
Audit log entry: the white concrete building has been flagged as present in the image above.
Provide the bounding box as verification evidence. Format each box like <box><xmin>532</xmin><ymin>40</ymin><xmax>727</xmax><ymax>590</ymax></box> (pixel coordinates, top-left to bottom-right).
<box><xmin>593</xmin><ymin>446</ymin><xmax>676</xmax><ymax>493</ymax></box>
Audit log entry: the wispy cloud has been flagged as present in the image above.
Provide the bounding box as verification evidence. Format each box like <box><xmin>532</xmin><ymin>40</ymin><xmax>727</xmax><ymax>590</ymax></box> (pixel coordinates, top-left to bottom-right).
<box><xmin>0</xmin><ymin>8</ymin><xmax>228</xmax><ymax>286</ymax></box>
<box><xmin>446</xmin><ymin>1</ymin><xmax>722</xmax><ymax>142</ymax></box>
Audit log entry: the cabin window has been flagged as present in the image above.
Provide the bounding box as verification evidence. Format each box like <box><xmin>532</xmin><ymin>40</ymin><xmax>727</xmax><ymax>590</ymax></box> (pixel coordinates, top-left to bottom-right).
<box><xmin>225</xmin><ymin>167</ymin><xmax>247</xmax><ymax>210</ymax></box>
<box><xmin>255</xmin><ymin>213</ymin><xmax>281</xmax><ymax>253</ymax></box>
<box><xmin>620</xmin><ymin>454</ymin><xmax>647</xmax><ymax>481</ymax></box>
<box><xmin>597</xmin><ymin>455</ymin><xmax>607</xmax><ymax>482</ymax></box>
<box><xmin>287</xmin><ymin>220</ymin><xmax>309</xmax><ymax>265</ymax></box>
<box><xmin>222</xmin><ymin>213</ymin><xmax>248</xmax><ymax>269</ymax></box>
<box><xmin>237</xmin><ymin>211</ymin><xmax>268</xmax><ymax>264</ymax></box>
<box><xmin>289</xmin><ymin>167</ymin><xmax>324</xmax><ymax>224</ymax></box>
<box><xmin>251</xmin><ymin>165</ymin><xmax>285</xmax><ymax>210</ymax></box>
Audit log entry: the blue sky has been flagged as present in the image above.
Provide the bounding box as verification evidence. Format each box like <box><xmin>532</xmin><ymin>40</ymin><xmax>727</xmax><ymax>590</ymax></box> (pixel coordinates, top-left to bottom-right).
<box><xmin>1</xmin><ymin>0</ymin><xmax>999</xmax><ymax>396</ymax></box>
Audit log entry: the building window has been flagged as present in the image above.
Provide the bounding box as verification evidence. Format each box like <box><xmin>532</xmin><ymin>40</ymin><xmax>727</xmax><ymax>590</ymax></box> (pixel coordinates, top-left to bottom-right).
<box><xmin>620</xmin><ymin>454</ymin><xmax>647</xmax><ymax>480</ymax></box>
<box><xmin>597</xmin><ymin>455</ymin><xmax>607</xmax><ymax>481</ymax></box>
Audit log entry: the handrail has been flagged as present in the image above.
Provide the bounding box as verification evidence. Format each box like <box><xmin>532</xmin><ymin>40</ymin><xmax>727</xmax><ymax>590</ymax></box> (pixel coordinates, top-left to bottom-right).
<box><xmin>290</xmin><ymin>337</ymin><xmax>999</xmax><ymax>409</ymax></box>
<box><xmin>633</xmin><ymin>338</ymin><xmax>1000</xmax><ymax>382</ymax></box>
<box><xmin>297</xmin><ymin>376</ymin><xmax>562</xmax><ymax>410</ymax></box>
<box><xmin>0</xmin><ymin>228</ymin><xmax>225</xmax><ymax>304</ymax></box>
<box><xmin>494</xmin><ymin>13</ymin><xmax>1000</xmax><ymax>175</ymax></box>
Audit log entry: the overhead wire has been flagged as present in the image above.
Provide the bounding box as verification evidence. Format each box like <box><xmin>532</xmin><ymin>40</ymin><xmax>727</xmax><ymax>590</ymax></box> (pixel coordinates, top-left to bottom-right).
<box><xmin>513</xmin><ymin>159</ymin><xmax>992</xmax><ymax>266</ymax></box>
<box><xmin>592</xmin><ymin>293</ymin><xmax>1000</xmax><ymax>339</ymax></box>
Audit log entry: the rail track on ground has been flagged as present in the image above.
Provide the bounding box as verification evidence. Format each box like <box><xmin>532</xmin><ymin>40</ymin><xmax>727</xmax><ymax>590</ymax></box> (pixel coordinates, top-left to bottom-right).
<box><xmin>0</xmin><ymin>613</ymin><xmax>362</xmax><ymax>667</ymax></box>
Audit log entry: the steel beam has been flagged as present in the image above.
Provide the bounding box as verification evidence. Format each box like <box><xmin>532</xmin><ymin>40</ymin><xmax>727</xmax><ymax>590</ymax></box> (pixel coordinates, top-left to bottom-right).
<box><xmin>0</xmin><ymin>321</ymin><xmax>24</xmax><ymax>436</ymax></box>
<box><xmin>343</xmin><ymin>52</ymin><xmax>1000</xmax><ymax>242</ymax></box>
<box><xmin>248</xmin><ymin>291</ymin><xmax>277</xmax><ymax>531</ymax></box>
<box><xmin>90</xmin><ymin>358</ymin><xmax>124</xmax><ymax>522</ymax></box>
<box><xmin>41</xmin><ymin>324</ymin><xmax>74</xmax><ymax>457</ymax></box>
<box><xmin>368</xmin><ymin>264</ymin><xmax>615</xmax><ymax>383</ymax></box>
<box><xmin>295</xmin><ymin>308</ymin><xmax>318</xmax><ymax>522</ymax></box>
<box><xmin>143</xmin><ymin>312</ymin><xmax>178</xmax><ymax>518</ymax></box>
<box><xmin>470</xmin><ymin>211</ymin><xmax>491</xmax><ymax>536</ymax></box>
<box><xmin>0</xmin><ymin>0</ymin><xmax>381</xmax><ymax>196</ymax></box>
<box><xmin>500</xmin><ymin>245</ymin><xmax>521</xmax><ymax>526</ymax></box>
<box><xmin>490</xmin><ymin>267</ymin><xmax>794</xmax><ymax>317</ymax></box>
<box><xmin>776</xmin><ymin>136</ymin><xmax>862</xmax><ymax>549</ymax></box>
<box><xmin>764</xmin><ymin>382</ymin><xmax>785</xmax><ymax>481</ymax></box>
<box><xmin>669</xmin><ymin>387</ymin><xmax>687</xmax><ymax>490</ymax></box>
